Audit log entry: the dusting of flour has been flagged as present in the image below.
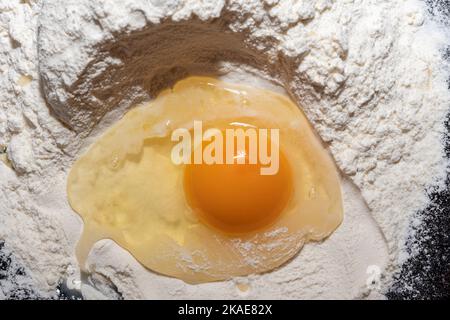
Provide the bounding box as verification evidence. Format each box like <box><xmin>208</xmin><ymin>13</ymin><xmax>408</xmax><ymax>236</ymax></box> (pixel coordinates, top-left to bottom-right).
<box><xmin>0</xmin><ymin>0</ymin><xmax>449</xmax><ymax>299</ymax></box>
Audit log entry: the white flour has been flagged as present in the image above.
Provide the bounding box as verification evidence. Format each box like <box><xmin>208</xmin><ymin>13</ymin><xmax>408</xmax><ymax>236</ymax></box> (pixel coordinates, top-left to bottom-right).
<box><xmin>0</xmin><ymin>0</ymin><xmax>449</xmax><ymax>299</ymax></box>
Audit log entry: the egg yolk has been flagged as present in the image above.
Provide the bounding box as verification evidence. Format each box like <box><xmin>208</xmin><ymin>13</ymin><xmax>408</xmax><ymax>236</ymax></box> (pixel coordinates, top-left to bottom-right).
<box><xmin>184</xmin><ymin>143</ymin><xmax>293</xmax><ymax>234</ymax></box>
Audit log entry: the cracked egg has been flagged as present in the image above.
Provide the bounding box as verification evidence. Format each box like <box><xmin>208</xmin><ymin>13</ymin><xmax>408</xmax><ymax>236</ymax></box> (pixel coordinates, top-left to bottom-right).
<box><xmin>67</xmin><ymin>77</ymin><xmax>343</xmax><ymax>283</ymax></box>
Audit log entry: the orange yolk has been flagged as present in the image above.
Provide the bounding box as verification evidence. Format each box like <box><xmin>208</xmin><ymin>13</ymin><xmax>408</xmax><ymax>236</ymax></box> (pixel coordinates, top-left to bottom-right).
<box><xmin>184</xmin><ymin>143</ymin><xmax>293</xmax><ymax>234</ymax></box>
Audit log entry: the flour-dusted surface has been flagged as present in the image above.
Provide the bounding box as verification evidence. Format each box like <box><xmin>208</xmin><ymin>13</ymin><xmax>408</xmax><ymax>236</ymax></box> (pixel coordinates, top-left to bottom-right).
<box><xmin>0</xmin><ymin>0</ymin><xmax>78</xmax><ymax>298</ymax></box>
<box><xmin>387</xmin><ymin>0</ymin><xmax>450</xmax><ymax>299</ymax></box>
<box><xmin>0</xmin><ymin>0</ymin><xmax>449</xmax><ymax>299</ymax></box>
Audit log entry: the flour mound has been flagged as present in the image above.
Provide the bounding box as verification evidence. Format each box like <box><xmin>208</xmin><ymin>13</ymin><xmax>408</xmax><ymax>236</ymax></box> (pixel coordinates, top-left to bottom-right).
<box><xmin>0</xmin><ymin>0</ymin><xmax>449</xmax><ymax>299</ymax></box>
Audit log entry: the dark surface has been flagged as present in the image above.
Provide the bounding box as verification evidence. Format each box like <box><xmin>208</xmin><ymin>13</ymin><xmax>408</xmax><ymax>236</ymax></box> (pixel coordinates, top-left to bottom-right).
<box><xmin>0</xmin><ymin>240</ymin><xmax>73</xmax><ymax>300</ymax></box>
<box><xmin>0</xmin><ymin>241</ymin><xmax>39</xmax><ymax>299</ymax></box>
<box><xmin>0</xmin><ymin>0</ymin><xmax>449</xmax><ymax>301</ymax></box>
<box><xmin>387</xmin><ymin>119</ymin><xmax>450</xmax><ymax>300</ymax></box>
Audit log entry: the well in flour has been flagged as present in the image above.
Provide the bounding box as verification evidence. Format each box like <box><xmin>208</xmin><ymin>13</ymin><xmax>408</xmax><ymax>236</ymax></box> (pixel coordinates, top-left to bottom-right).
<box><xmin>0</xmin><ymin>0</ymin><xmax>449</xmax><ymax>299</ymax></box>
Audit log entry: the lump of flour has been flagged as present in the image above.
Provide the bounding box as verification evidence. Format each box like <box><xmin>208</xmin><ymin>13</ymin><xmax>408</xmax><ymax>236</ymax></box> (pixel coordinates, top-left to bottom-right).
<box><xmin>38</xmin><ymin>0</ymin><xmax>450</xmax><ymax>258</ymax></box>
<box><xmin>0</xmin><ymin>0</ymin><xmax>449</xmax><ymax>299</ymax></box>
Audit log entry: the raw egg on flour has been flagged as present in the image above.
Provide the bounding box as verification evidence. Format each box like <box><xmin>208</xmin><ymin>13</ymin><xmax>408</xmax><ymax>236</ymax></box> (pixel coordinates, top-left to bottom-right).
<box><xmin>67</xmin><ymin>77</ymin><xmax>343</xmax><ymax>283</ymax></box>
